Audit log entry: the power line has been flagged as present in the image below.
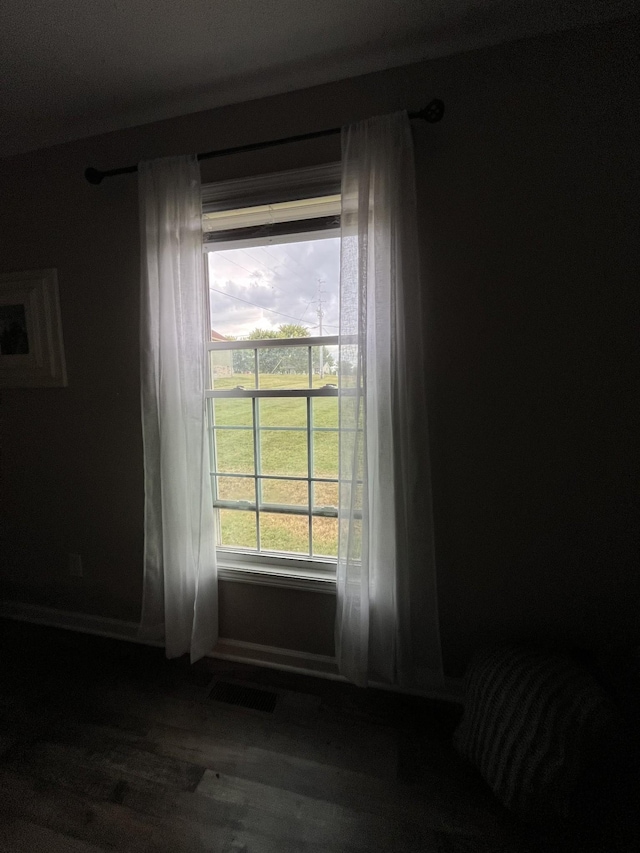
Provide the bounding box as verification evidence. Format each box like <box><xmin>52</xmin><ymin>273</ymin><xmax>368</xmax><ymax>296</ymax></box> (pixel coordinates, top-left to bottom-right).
<box><xmin>238</xmin><ymin>248</ymin><xmax>308</xmax><ymax>293</ymax></box>
<box><xmin>257</xmin><ymin>244</ymin><xmax>322</xmax><ymax>283</ymax></box>
<box><xmin>242</xmin><ymin>248</ymin><xmax>307</xmax><ymax>284</ymax></box>
<box><xmin>262</xmin><ymin>247</ymin><xmax>339</xmax><ymax>322</ymax></box>
<box><xmin>211</xmin><ymin>247</ymin><xmax>306</xmax><ymax>302</ymax></box>
<box><xmin>208</xmin><ymin>286</ymin><xmax>312</xmax><ymax>325</ymax></box>
<box><xmin>257</xmin><ymin>247</ymin><xmax>340</xmax><ymax>328</ymax></box>
<box><xmin>215</xmin><ymin>253</ymin><xmax>262</xmax><ymax>279</ymax></box>
<box><xmin>262</xmin><ymin>242</ymin><xmax>320</xmax><ymax>279</ymax></box>
<box><xmin>209</xmin><ymin>247</ymin><xmax>338</xmax><ymax>328</ymax></box>
<box><xmin>260</xmin><ymin>245</ymin><xmax>320</xmax><ymax>282</ymax></box>
<box><xmin>260</xmin><ymin>244</ymin><xmax>304</xmax><ymax>272</ymax></box>
<box><xmin>298</xmin><ymin>294</ymin><xmax>317</xmax><ymax>322</ymax></box>
<box><xmin>211</xmin><ymin>251</ymin><xmax>312</xmax><ymax>318</ymax></box>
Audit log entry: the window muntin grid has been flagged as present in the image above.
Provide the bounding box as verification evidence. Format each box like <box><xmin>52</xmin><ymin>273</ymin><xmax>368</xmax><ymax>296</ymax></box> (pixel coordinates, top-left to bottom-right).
<box><xmin>207</xmin><ymin>335</ymin><xmax>346</xmax><ymax>563</ymax></box>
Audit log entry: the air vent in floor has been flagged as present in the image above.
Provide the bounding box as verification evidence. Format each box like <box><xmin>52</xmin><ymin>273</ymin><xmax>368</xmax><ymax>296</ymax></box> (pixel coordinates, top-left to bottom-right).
<box><xmin>208</xmin><ymin>681</ymin><xmax>278</xmax><ymax>713</ymax></box>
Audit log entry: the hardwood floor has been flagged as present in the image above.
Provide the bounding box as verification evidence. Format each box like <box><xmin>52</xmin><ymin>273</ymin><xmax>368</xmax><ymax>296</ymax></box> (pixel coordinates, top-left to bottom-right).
<box><xmin>0</xmin><ymin>620</ymin><xmax>531</xmax><ymax>852</ymax></box>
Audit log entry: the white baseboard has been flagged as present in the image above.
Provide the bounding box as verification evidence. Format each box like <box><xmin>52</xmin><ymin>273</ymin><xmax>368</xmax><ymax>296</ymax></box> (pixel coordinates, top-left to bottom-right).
<box><xmin>0</xmin><ymin>599</ymin><xmax>463</xmax><ymax>703</ymax></box>
<box><xmin>212</xmin><ymin>637</ymin><xmax>343</xmax><ymax>679</ymax></box>
<box><xmin>0</xmin><ymin>600</ymin><xmax>145</xmax><ymax>643</ymax></box>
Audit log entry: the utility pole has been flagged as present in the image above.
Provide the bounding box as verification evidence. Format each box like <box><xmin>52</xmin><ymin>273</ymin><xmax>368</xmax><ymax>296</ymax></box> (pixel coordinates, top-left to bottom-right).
<box><xmin>316</xmin><ymin>278</ymin><xmax>325</xmax><ymax>378</ymax></box>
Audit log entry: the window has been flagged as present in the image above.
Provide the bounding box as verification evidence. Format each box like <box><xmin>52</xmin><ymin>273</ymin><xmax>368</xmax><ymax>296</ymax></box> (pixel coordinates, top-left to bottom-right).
<box><xmin>203</xmin><ymin>165</ymin><xmax>342</xmax><ymax>576</ymax></box>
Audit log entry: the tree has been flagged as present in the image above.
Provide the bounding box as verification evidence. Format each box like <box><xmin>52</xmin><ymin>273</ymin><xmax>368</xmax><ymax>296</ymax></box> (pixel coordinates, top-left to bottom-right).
<box><xmin>275</xmin><ymin>324</ymin><xmax>310</xmax><ymax>339</ymax></box>
<box><xmin>323</xmin><ymin>349</ymin><xmax>336</xmax><ymax>372</ymax></box>
<box><xmin>232</xmin><ymin>324</ymin><xmax>312</xmax><ymax>375</ymax></box>
<box><xmin>228</xmin><ymin>324</ymin><xmax>341</xmax><ymax>377</ymax></box>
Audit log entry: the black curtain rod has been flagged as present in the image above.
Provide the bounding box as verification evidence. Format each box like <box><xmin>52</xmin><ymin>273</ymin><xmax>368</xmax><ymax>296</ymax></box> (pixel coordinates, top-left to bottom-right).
<box><xmin>84</xmin><ymin>99</ymin><xmax>444</xmax><ymax>185</ymax></box>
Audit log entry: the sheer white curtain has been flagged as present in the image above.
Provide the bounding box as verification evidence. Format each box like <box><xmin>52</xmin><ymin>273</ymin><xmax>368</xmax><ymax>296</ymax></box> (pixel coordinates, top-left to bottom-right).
<box><xmin>336</xmin><ymin>112</ymin><xmax>443</xmax><ymax>690</ymax></box>
<box><xmin>138</xmin><ymin>155</ymin><xmax>218</xmax><ymax>662</ymax></box>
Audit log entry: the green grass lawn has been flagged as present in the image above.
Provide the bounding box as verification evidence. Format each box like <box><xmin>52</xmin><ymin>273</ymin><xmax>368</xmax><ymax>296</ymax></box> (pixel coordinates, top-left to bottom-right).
<box><xmin>209</xmin><ymin>373</ymin><xmax>340</xmax><ymax>558</ymax></box>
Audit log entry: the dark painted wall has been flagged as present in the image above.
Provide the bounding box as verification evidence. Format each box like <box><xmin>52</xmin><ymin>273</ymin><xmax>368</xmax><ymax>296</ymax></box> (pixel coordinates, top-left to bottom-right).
<box><xmin>1</xmin><ymin>18</ymin><xmax>638</xmax><ymax>674</ymax></box>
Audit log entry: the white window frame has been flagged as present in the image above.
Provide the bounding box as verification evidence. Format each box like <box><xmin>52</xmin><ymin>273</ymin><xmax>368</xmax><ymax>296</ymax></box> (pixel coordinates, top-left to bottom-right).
<box><xmin>202</xmin><ymin>165</ymin><xmax>343</xmax><ymax>591</ymax></box>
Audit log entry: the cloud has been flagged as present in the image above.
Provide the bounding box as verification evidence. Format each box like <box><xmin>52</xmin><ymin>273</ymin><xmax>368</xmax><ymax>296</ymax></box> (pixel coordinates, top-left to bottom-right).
<box><xmin>208</xmin><ymin>236</ymin><xmax>340</xmax><ymax>338</ymax></box>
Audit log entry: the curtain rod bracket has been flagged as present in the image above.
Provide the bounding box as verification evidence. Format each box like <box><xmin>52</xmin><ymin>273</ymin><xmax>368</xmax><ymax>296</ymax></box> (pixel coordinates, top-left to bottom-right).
<box><xmin>85</xmin><ymin>98</ymin><xmax>444</xmax><ymax>185</ymax></box>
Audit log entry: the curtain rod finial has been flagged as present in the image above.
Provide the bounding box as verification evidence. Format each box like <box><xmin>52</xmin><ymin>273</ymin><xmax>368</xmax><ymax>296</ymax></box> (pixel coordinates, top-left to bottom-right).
<box><xmin>417</xmin><ymin>99</ymin><xmax>444</xmax><ymax>123</ymax></box>
<box><xmin>85</xmin><ymin>167</ymin><xmax>104</xmax><ymax>185</ymax></box>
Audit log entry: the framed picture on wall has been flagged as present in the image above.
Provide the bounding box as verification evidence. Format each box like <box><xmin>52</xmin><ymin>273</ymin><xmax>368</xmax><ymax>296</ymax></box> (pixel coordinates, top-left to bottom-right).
<box><xmin>0</xmin><ymin>268</ymin><xmax>67</xmax><ymax>387</ymax></box>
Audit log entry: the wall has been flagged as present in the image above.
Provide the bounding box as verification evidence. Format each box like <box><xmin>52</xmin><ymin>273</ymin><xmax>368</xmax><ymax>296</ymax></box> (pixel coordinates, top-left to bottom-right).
<box><xmin>0</xmin><ymin>18</ymin><xmax>638</xmax><ymax>675</ymax></box>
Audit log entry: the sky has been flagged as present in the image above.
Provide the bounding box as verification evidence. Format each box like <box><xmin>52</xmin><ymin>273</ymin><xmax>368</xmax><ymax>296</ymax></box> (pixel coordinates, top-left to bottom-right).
<box><xmin>207</xmin><ymin>236</ymin><xmax>340</xmax><ymax>340</ymax></box>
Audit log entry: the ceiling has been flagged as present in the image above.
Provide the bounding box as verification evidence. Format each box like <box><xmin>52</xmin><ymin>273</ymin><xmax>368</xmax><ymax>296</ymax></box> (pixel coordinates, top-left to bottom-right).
<box><xmin>0</xmin><ymin>0</ymin><xmax>634</xmax><ymax>156</ymax></box>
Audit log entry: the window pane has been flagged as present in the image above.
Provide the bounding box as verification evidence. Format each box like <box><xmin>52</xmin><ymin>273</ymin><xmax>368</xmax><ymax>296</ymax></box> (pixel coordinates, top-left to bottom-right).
<box><xmin>339</xmin><ymin>371</ymin><xmax>358</xmax><ymax>389</ymax></box>
<box><xmin>260</xmin><ymin>429</ymin><xmax>307</xmax><ymax>477</ymax></box>
<box><xmin>209</xmin><ymin>348</ymin><xmax>256</xmax><ymax>389</ymax></box>
<box><xmin>218</xmin><ymin>509</ymin><xmax>257</xmax><ymax>550</ymax></box>
<box><xmin>313</xmin><ymin>481</ymin><xmax>338</xmax><ymax>509</ymax></box>
<box><xmin>259</xmin><ymin>397</ymin><xmax>306</xmax><ymax>428</ymax></box>
<box><xmin>341</xmin><ymin>517</ymin><xmax>362</xmax><ymax>561</ymax></box>
<box><xmin>207</xmin><ymin>237</ymin><xmax>340</xmax><ymax>342</ymax></box>
<box><xmin>311</xmin><ymin>346</ymin><xmax>338</xmax><ymax>384</ymax></box>
<box><xmin>211</xmin><ymin>398</ymin><xmax>253</xmax><ymax>427</ymax></box>
<box><xmin>353</xmin><ymin>480</ymin><xmax>364</xmax><ymax>512</ymax></box>
<box><xmin>338</xmin><ymin>425</ymin><xmax>364</xmax><ymax>484</ymax></box>
<box><xmin>338</xmin><ymin>480</ymin><xmax>363</xmax><ymax>513</ymax></box>
<box><xmin>215</xmin><ymin>476</ymin><xmax>255</xmax><ymax>503</ymax></box>
<box><xmin>312</xmin><ymin>397</ymin><xmax>337</xmax><ymax>428</ymax></box>
<box><xmin>313</xmin><ymin>431</ymin><xmax>338</xmax><ymax>478</ymax></box>
<box><xmin>257</xmin><ymin>346</ymin><xmax>309</xmax><ymax>389</ymax></box>
<box><xmin>213</xmin><ymin>429</ymin><xmax>254</xmax><ymax>474</ymax></box>
<box><xmin>313</xmin><ymin>517</ymin><xmax>338</xmax><ymax>558</ymax></box>
<box><xmin>260</xmin><ymin>512</ymin><xmax>309</xmax><ymax>555</ymax></box>
<box><xmin>261</xmin><ymin>478</ymin><xmax>308</xmax><ymax>508</ymax></box>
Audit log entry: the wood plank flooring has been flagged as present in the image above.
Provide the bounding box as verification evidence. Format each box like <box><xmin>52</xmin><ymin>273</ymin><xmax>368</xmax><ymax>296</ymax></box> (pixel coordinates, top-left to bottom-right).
<box><xmin>0</xmin><ymin>620</ymin><xmax>533</xmax><ymax>852</ymax></box>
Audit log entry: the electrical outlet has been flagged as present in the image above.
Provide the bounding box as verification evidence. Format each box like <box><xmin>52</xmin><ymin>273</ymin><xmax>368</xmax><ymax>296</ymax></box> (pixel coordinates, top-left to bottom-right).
<box><xmin>68</xmin><ymin>553</ymin><xmax>83</xmax><ymax>578</ymax></box>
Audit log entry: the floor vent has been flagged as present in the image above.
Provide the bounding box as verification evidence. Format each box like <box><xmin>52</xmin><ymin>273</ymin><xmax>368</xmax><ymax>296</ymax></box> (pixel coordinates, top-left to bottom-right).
<box><xmin>208</xmin><ymin>681</ymin><xmax>278</xmax><ymax>713</ymax></box>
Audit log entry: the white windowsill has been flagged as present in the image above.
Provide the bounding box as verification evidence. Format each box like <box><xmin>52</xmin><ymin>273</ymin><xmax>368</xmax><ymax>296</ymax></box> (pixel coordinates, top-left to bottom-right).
<box><xmin>217</xmin><ymin>560</ymin><xmax>336</xmax><ymax>594</ymax></box>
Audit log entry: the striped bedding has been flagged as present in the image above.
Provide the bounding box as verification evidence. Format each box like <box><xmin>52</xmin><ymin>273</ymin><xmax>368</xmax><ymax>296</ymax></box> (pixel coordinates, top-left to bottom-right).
<box><xmin>453</xmin><ymin>645</ymin><xmax>617</xmax><ymax>822</ymax></box>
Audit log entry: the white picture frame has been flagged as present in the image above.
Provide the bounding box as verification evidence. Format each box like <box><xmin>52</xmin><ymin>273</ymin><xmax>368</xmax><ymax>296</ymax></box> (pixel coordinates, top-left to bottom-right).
<box><xmin>0</xmin><ymin>268</ymin><xmax>67</xmax><ymax>387</ymax></box>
